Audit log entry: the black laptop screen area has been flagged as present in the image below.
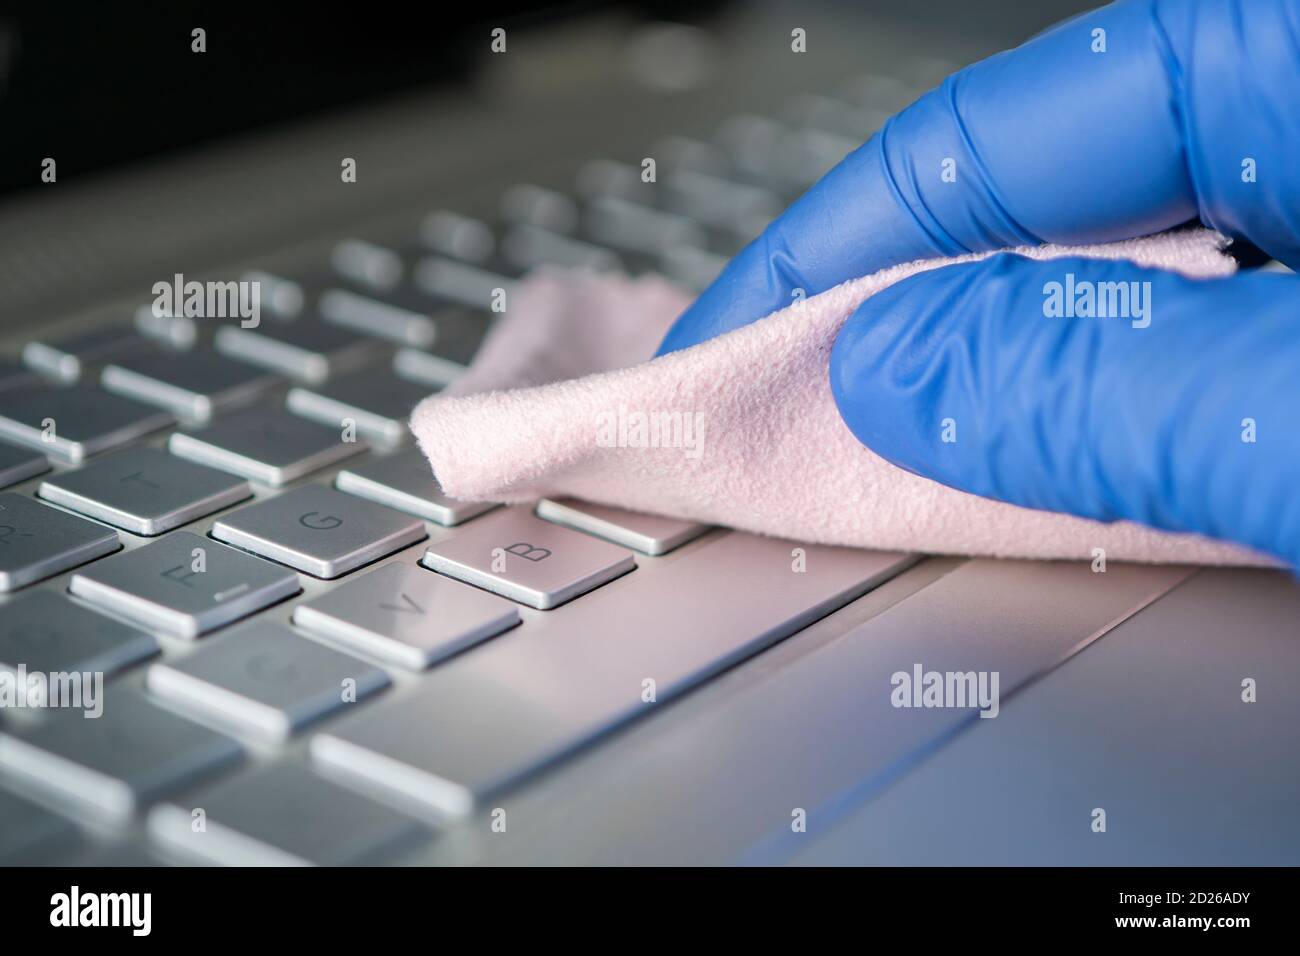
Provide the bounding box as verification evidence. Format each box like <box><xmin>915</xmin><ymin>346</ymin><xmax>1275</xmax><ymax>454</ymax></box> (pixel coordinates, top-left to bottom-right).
<box><xmin>0</xmin><ymin>1</ymin><xmax>640</xmax><ymax>196</ymax></box>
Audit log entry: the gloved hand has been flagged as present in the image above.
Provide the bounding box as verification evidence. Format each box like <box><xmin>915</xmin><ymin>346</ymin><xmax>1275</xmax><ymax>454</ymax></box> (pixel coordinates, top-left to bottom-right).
<box><xmin>657</xmin><ymin>0</ymin><xmax>1300</xmax><ymax>566</ymax></box>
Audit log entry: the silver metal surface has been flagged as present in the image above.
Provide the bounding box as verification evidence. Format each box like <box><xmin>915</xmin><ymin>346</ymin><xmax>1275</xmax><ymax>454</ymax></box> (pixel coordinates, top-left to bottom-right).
<box><xmin>168</xmin><ymin>407</ymin><xmax>366</xmax><ymax>486</ymax></box>
<box><xmin>0</xmin><ymin>590</ymin><xmax>158</xmax><ymax>676</ymax></box>
<box><xmin>210</xmin><ymin>484</ymin><xmax>426</xmax><ymax>579</ymax></box>
<box><xmin>0</xmin><ymin>787</ymin><xmax>79</xmax><ymax>864</ymax></box>
<box><xmin>38</xmin><ymin>447</ymin><xmax>251</xmax><ymax>535</ymax></box>
<box><xmin>146</xmin><ymin>620</ymin><xmax>389</xmax><ymax>743</ymax></box>
<box><xmin>0</xmin><ymin>359</ymin><xmax>39</xmax><ymax>394</ymax></box>
<box><xmin>536</xmin><ymin>497</ymin><xmax>708</xmax><ymax>555</ymax></box>
<box><xmin>0</xmin><ymin>384</ymin><xmax>174</xmax><ymax>463</ymax></box>
<box><xmin>0</xmin><ymin>492</ymin><xmax>121</xmax><ymax>592</ymax></box>
<box><xmin>68</xmin><ymin>531</ymin><xmax>301</xmax><ymax>639</ymax></box>
<box><xmin>0</xmin><ymin>690</ymin><xmax>242</xmax><ymax>821</ymax></box>
<box><xmin>314</xmin><ymin>532</ymin><xmax>913</xmax><ymax>817</ymax></box>
<box><xmin>293</xmin><ymin>562</ymin><xmax>520</xmax><ymax>670</ymax></box>
<box><xmin>148</xmin><ymin>761</ymin><xmax>429</xmax><ymax>866</ymax></box>
<box><xmin>334</xmin><ymin>447</ymin><xmax>496</xmax><ymax>526</ymax></box>
<box><xmin>0</xmin><ymin>441</ymin><xmax>49</xmax><ymax>490</ymax></box>
<box><xmin>420</xmin><ymin>507</ymin><xmax>636</xmax><ymax>610</ymax></box>
<box><xmin>463</xmin><ymin>558</ymin><xmax>1194</xmax><ymax>864</ymax></box>
<box><xmin>101</xmin><ymin>348</ymin><xmax>282</xmax><ymax>422</ymax></box>
<box><xmin>789</xmin><ymin>567</ymin><xmax>1300</xmax><ymax>865</ymax></box>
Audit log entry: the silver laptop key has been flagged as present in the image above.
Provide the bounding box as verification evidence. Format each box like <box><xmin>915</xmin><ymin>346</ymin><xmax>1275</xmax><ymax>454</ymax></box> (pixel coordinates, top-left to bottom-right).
<box><xmin>499</xmin><ymin>184</ymin><xmax>578</xmax><ymax>234</ymax></box>
<box><xmin>146</xmin><ymin>620</ymin><xmax>389</xmax><ymax>742</ymax></box>
<box><xmin>334</xmin><ymin>447</ymin><xmax>496</xmax><ymax>526</ymax></box>
<box><xmin>651</xmin><ymin>135</ymin><xmax>730</xmax><ymax>176</ymax></box>
<box><xmin>0</xmin><ymin>689</ymin><xmax>241</xmax><ymax>820</ymax></box>
<box><xmin>318</xmin><ymin>289</ymin><xmax>436</xmax><ymax>348</ymax></box>
<box><xmin>782</xmin><ymin>93</ymin><xmax>887</xmax><ymax>140</ymax></box>
<box><xmin>331</xmin><ymin>239</ymin><xmax>404</xmax><ymax>292</ymax></box>
<box><xmin>575</xmin><ymin>158</ymin><xmax>645</xmax><ymax>201</ymax></box>
<box><xmin>413</xmin><ymin>256</ymin><xmax>515</xmax><ymax>311</ymax></box>
<box><xmin>214</xmin><ymin>319</ymin><xmax>383</xmax><ymax>384</ymax></box>
<box><xmin>314</xmin><ymin>533</ymin><xmax>912</xmax><ymax>816</ymax></box>
<box><xmin>420</xmin><ymin>507</ymin><xmax>635</xmax><ymax>609</ymax></box>
<box><xmin>22</xmin><ymin>327</ymin><xmax>147</xmax><ymax>383</ymax></box>
<box><xmin>0</xmin><ymin>440</ymin><xmax>49</xmax><ymax>489</ymax></box>
<box><xmin>536</xmin><ymin>498</ymin><xmax>708</xmax><ymax>556</ymax></box>
<box><xmin>168</xmin><ymin>408</ymin><xmax>365</xmax><ymax>486</ymax></box>
<box><xmin>286</xmin><ymin>370</ymin><xmax>430</xmax><ymax>444</ymax></box>
<box><xmin>584</xmin><ymin>195</ymin><xmax>706</xmax><ymax>256</ymax></box>
<box><xmin>420</xmin><ymin>210</ymin><xmax>495</xmax><ymax>263</ymax></box>
<box><xmin>500</xmin><ymin>225</ymin><xmax>622</xmax><ymax>272</ymax></box>
<box><xmin>68</xmin><ymin>531</ymin><xmax>300</xmax><ymax>639</ymax></box>
<box><xmin>101</xmin><ymin>348</ymin><xmax>281</xmax><ymax>422</ymax></box>
<box><xmin>843</xmin><ymin>72</ymin><xmax>919</xmax><ymax>111</ymax></box>
<box><xmin>241</xmin><ymin>270</ymin><xmax>305</xmax><ymax>318</ymax></box>
<box><xmin>0</xmin><ymin>590</ymin><xmax>158</xmax><ymax>677</ymax></box>
<box><xmin>148</xmin><ymin>762</ymin><xmax>428</xmax><ymax>866</ymax></box>
<box><xmin>716</xmin><ymin>114</ymin><xmax>788</xmax><ymax>181</ymax></box>
<box><xmin>0</xmin><ymin>492</ymin><xmax>120</xmax><ymax>592</ymax></box>
<box><xmin>293</xmin><ymin>563</ymin><xmax>519</xmax><ymax>670</ymax></box>
<box><xmin>133</xmin><ymin>302</ymin><xmax>198</xmax><ymax>350</ymax></box>
<box><xmin>660</xmin><ymin>169</ymin><xmax>780</xmax><ymax>234</ymax></box>
<box><xmin>0</xmin><ymin>788</ymin><xmax>79</xmax><ymax>864</ymax></box>
<box><xmin>211</xmin><ymin>485</ymin><xmax>425</xmax><ymax>579</ymax></box>
<box><xmin>39</xmin><ymin>448</ymin><xmax>251</xmax><ymax>535</ymax></box>
<box><xmin>392</xmin><ymin>347</ymin><xmax>466</xmax><ymax>388</ymax></box>
<box><xmin>0</xmin><ymin>384</ymin><xmax>173</xmax><ymax>463</ymax></box>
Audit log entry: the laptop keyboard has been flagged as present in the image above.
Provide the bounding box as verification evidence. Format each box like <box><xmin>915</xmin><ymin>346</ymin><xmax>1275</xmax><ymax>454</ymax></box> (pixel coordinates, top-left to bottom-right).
<box><xmin>0</xmin><ymin>74</ymin><xmax>935</xmax><ymax>864</ymax></box>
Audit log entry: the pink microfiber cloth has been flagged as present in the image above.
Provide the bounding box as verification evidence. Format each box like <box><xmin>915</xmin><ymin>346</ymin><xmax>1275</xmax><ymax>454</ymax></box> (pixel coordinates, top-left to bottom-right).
<box><xmin>411</xmin><ymin>230</ymin><xmax>1271</xmax><ymax>565</ymax></box>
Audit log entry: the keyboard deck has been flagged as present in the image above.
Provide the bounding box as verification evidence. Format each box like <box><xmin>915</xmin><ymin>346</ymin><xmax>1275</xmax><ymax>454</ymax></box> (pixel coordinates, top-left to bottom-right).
<box><xmin>3</xmin><ymin>33</ymin><xmax>1298</xmax><ymax>866</ymax></box>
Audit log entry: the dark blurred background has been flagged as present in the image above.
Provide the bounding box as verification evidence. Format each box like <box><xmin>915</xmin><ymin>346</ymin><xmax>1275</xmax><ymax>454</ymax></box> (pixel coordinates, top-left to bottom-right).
<box><xmin>0</xmin><ymin>1</ymin><xmax>718</xmax><ymax>194</ymax></box>
<box><xmin>0</xmin><ymin>0</ymin><xmax>1097</xmax><ymax>196</ymax></box>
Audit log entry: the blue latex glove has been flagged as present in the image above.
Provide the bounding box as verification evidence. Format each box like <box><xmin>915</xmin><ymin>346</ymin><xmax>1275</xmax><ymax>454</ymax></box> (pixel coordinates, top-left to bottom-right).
<box><xmin>657</xmin><ymin>0</ymin><xmax>1300</xmax><ymax>566</ymax></box>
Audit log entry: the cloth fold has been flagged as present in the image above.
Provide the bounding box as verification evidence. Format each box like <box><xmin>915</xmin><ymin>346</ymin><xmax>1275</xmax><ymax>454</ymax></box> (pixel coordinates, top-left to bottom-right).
<box><xmin>411</xmin><ymin>229</ymin><xmax>1271</xmax><ymax>565</ymax></box>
